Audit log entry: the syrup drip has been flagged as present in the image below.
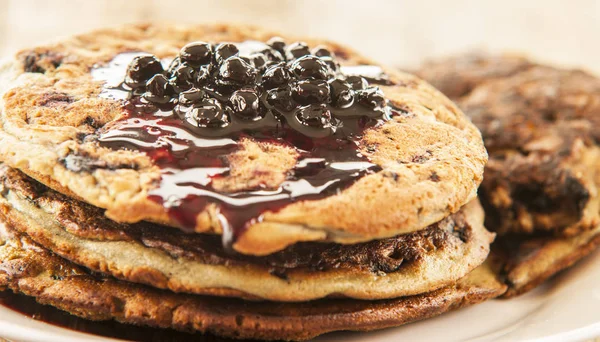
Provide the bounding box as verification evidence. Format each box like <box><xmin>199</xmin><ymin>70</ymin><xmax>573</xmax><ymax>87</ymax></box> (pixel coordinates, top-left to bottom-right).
<box><xmin>93</xmin><ymin>46</ymin><xmax>398</xmax><ymax>247</ymax></box>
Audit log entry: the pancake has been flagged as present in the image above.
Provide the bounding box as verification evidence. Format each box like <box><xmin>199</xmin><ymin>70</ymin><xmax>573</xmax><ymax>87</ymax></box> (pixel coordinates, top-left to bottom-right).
<box><xmin>0</xmin><ymin>165</ymin><xmax>494</xmax><ymax>302</ymax></box>
<box><xmin>0</xmin><ymin>221</ymin><xmax>506</xmax><ymax>341</ymax></box>
<box><xmin>495</xmin><ymin>223</ymin><xmax>600</xmax><ymax>298</ymax></box>
<box><xmin>416</xmin><ymin>54</ymin><xmax>600</xmax><ymax>296</ymax></box>
<box><xmin>415</xmin><ymin>53</ymin><xmax>534</xmax><ymax>100</ymax></box>
<box><xmin>416</xmin><ymin>56</ymin><xmax>600</xmax><ymax>237</ymax></box>
<box><xmin>0</xmin><ymin>23</ymin><xmax>487</xmax><ymax>255</ymax></box>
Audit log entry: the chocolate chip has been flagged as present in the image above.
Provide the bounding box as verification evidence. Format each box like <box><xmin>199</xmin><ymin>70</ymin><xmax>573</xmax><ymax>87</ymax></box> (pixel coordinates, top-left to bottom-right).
<box><xmin>37</xmin><ymin>92</ymin><xmax>74</xmax><ymax>107</ymax></box>
<box><xmin>269</xmin><ymin>268</ymin><xmax>289</xmax><ymax>281</ymax></box>
<box><xmin>22</xmin><ymin>51</ymin><xmax>63</xmax><ymax>73</ymax></box>
<box><xmin>412</xmin><ymin>150</ymin><xmax>432</xmax><ymax>163</ymax></box>
<box><xmin>383</xmin><ymin>171</ymin><xmax>399</xmax><ymax>181</ymax></box>
<box><xmin>62</xmin><ymin>155</ymin><xmax>108</xmax><ymax>173</ymax></box>
<box><xmin>61</xmin><ymin>154</ymin><xmax>138</xmax><ymax>172</ymax></box>
<box><xmin>83</xmin><ymin>116</ymin><xmax>101</xmax><ymax>129</ymax></box>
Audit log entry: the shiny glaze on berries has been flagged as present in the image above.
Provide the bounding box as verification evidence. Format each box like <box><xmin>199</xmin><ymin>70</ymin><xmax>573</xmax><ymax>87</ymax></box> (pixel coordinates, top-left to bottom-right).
<box><xmin>92</xmin><ymin>40</ymin><xmax>401</xmax><ymax>247</ymax></box>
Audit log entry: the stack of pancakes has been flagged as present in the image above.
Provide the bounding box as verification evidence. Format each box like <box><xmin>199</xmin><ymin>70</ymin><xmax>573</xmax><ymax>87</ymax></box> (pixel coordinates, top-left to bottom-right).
<box><xmin>0</xmin><ymin>24</ymin><xmax>502</xmax><ymax>340</ymax></box>
<box><xmin>417</xmin><ymin>54</ymin><xmax>600</xmax><ymax>297</ymax></box>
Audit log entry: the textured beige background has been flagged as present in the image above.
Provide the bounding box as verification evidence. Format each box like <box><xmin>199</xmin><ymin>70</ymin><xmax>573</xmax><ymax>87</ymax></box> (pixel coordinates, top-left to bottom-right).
<box><xmin>1</xmin><ymin>0</ymin><xmax>600</xmax><ymax>74</ymax></box>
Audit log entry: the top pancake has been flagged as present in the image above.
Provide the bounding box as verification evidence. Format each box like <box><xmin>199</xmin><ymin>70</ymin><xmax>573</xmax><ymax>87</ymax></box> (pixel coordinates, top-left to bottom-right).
<box><xmin>0</xmin><ymin>23</ymin><xmax>486</xmax><ymax>255</ymax></box>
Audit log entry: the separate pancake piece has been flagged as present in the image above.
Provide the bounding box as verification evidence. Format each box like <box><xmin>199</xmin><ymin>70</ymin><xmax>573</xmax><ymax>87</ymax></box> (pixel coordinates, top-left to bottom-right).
<box><xmin>415</xmin><ymin>53</ymin><xmax>534</xmax><ymax>100</ymax></box>
<box><xmin>416</xmin><ymin>54</ymin><xmax>600</xmax><ymax>296</ymax></box>
<box><xmin>417</xmin><ymin>55</ymin><xmax>600</xmax><ymax>237</ymax></box>
<box><xmin>494</xmin><ymin>223</ymin><xmax>600</xmax><ymax>298</ymax></box>
<box><xmin>0</xmin><ymin>221</ymin><xmax>506</xmax><ymax>341</ymax></box>
<box><xmin>0</xmin><ymin>23</ymin><xmax>487</xmax><ymax>255</ymax></box>
<box><xmin>0</xmin><ymin>165</ymin><xmax>494</xmax><ymax>302</ymax></box>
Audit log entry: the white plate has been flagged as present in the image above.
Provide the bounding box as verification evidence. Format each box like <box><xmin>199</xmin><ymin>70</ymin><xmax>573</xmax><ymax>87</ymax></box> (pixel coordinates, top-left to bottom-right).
<box><xmin>2</xmin><ymin>248</ymin><xmax>600</xmax><ymax>342</ymax></box>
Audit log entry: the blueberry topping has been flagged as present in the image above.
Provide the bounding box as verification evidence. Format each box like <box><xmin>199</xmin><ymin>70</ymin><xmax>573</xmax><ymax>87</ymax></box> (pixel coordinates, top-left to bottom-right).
<box><xmin>122</xmin><ymin>39</ymin><xmax>395</xmax><ymax>138</ymax></box>
<box><xmin>262</xmin><ymin>63</ymin><xmax>291</xmax><ymax>89</ymax></box>
<box><xmin>196</xmin><ymin>65</ymin><xmax>211</xmax><ymax>85</ymax></box>
<box><xmin>125</xmin><ymin>55</ymin><xmax>164</xmax><ymax>88</ymax></box>
<box><xmin>289</xmin><ymin>56</ymin><xmax>330</xmax><ymax>80</ymax></box>
<box><xmin>329</xmin><ymin>79</ymin><xmax>354</xmax><ymax>108</ymax></box>
<box><xmin>267</xmin><ymin>37</ymin><xmax>286</xmax><ymax>55</ymax></box>
<box><xmin>170</xmin><ymin>65</ymin><xmax>197</xmax><ymax>92</ymax></box>
<box><xmin>345</xmin><ymin>76</ymin><xmax>368</xmax><ymax>90</ymax></box>
<box><xmin>214</xmin><ymin>43</ymin><xmax>239</xmax><ymax>64</ymax></box>
<box><xmin>260</xmin><ymin>48</ymin><xmax>285</xmax><ymax>63</ymax></box>
<box><xmin>178</xmin><ymin>88</ymin><xmax>205</xmax><ymax>106</ymax></box>
<box><xmin>320</xmin><ymin>56</ymin><xmax>340</xmax><ymax>74</ymax></box>
<box><xmin>267</xmin><ymin>87</ymin><xmax>296</xmax><ymax>112</ymax></box>
<box><xmin>189</xmin><ymin>98</ymin><xmax>229</xmax><ymax>128</ymax></box>
<box><xmin>217</xmin><ymin>57</ymin><xmax>257</xmax><ymax>86</ymax></box>
<box><xmin>292</xmin><ymin>79</ymin><xmax>330</xmax><ymax>105</ymax></box>
<box><xmin>230</xmin><ymin>89</ymin><xmax>262</xmax><ymax>120</ymax></box>
<box><xmin>285</xmin><ymin>42</ymin><xmax>311</xmax><ymax>60</ymax></box>
<box><xmin>312</xmin><ymin>46</ymin><xmax>332</xmax><ymax>57</ymax></box>
<box><xmin>296</xmin><ymin>104</ymin><xmax>332</xmax><ymax>128</ymax></box>
<box><xmin>167</xmin><ymin>57</ymin><xmax>182</xmax><ymax>74</ymax></box>
<box><xmin>180</xmin><ymin>42</ymin><xmax>213</xmax><ymax>66</ymax></box>
<box><xmin>143</xmin><ymin>74</ymin><xmax>173</xmax><ymax>103</ymax></box>
<box><xmin>249</xmin><ymin>53</ymin><xmax>268</xmax><ymax>71</ymax></box>
<box><xmin>357</xmin><ymin>87</ymin><xmax>386</xmax><ymax>114</ymax></box>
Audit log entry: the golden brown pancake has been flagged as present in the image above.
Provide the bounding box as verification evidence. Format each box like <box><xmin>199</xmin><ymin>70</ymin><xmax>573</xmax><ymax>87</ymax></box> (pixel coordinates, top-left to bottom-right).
<box><xmin>0</xmin><ymin>165</ymin><xmax>494</xmax><ymax>302</ymax></box>
<box><xmin>0</xmin><ymin>23</ymin><xmax>486</xmax><ymax>255</ymax></box>
<box><xmin>0</xmin><ymin>221</ymin><xmax>505</xmax><ymax>341</ymax></box>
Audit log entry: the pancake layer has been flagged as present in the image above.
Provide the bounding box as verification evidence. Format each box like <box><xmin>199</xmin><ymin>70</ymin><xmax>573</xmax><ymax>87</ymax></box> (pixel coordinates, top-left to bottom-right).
<box><xmin>0</xmin><ymin>166</ymin><xmax>494</xmax><ymax>302</ymax></box>
<box><xmin>0</xmin><ymin>221</ymin><xmax>505</xmax><ymax>341</ymax></box>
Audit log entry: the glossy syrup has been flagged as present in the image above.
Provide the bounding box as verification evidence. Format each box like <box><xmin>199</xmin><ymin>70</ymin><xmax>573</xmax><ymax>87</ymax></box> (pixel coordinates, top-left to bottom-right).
<box><xmin>93</xmin><ymin>47</ymin><xmax>398</xmax><ymax>246</ymax></box>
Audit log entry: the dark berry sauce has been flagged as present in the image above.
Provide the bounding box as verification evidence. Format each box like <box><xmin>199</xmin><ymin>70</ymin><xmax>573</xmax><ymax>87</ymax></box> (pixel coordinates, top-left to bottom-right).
<box><xmin>92</xmin><ymin>40</ymin><xmax>400</xmax><ymax>247</ymax></box>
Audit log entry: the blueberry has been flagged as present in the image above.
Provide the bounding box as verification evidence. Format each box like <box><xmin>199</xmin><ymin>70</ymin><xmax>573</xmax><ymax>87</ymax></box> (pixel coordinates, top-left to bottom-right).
<box><xmin>357</xmin><ymin>87</ymin><xmax>386</xmax><ymax>112</ymax></box>
<box><xmin>289</xmin><ymin>56</ymin><xmax>330</xmax><ymax>80</ymax></box>
<box><xmin>267</xmin><ymin>87</ymin><xmax>296</xmax><ymax>112</ymax></box>
<box><xmin>178</xmin><ymin>88</ymin><xmax>205</xmax><ymax>106</ymax></box>
<box><xmin>260</xmin><ymin>48</ymin><xmax>285</xmax><ymax>63</ymax></box>
<box><xmin>345</xmin><ymin>76</ymin><xmax>368</xmax><ymax>90</ymax></box>
<box><xmin>167</xmin><ymin>57</ymin><xmax>182</xmax><ymax>75</ymax></box>
<box><xmin>312</xmin><ymin>46</ymin><xmax>333</xmax><ymax>57</ymax></box>
<box><xmin>196</xmin><ymin>65</ymin><xmax>211</xmax><ymax>85</ymax></box>
<box><xmin>291</xmin><ymin>79</ymin><xmax>330</xmax><ymax>105</ymax></box>
<box><xmin>296</xmin><ymin>104</ymin><xmax>332</xmax><ymax>128</ymax></box>
<box><xmin>180</xmin><ymin>42</ymin><xmax>212</xmax><ymax>66</ymax></box>
<box><xmin>262</xmin><ymin>62</ymin><xmax>291</xmax><ymax>89</ymax></box>
<box><xmin>285</xmin><ymin>42</ymin><xmax>311</xmax><ymax>60</ymax></box>
<box><xmin>143</xmin><ymin>74</ymin><xmax>174</xmax><ymax>104</ymax></box>
<box><xmin>328</xmin><ymin>79</ymin><xmax>353</xmax><ymax>108</ymax></box>
<box><xmin>169</xmin><ymin>65</ymin><xmax>197</xmax><ymax>92</ymax></box>
<box><xmin>217</xmin><ymin>57</ymin><xmax>257</xmax><ymax>86</ymax></box>
<box><xmin>230</xmin><ymin>88</ymin><xmax>262</xmax><ymax>120</ymax></box>
<box><xmin>249</xmin><ymin>53</ymin><xmax>268</xmax><ymax>70</ymax></box>
<box><xmin>267</xmin><ymin>37</ymin><xmax>286</xmax><ymax>55</ymax></box>
<box><xmin>189</xmin><ymin>98</ymin><xmax>229</xmax><ymax>128</ymax></box>
<box><xmin>125</xmin><ymin>55</ymin><xmax>164</xmax><ymax>88</ymax></box>
<box><xmin>214</xmin><ymin>43</ymin><xmax>239</xmax><ymax>64</ymax></box>
<box><xmin>320</xmin><ymin>56</ymin><xmax>339</xmax><ymax>74</ymax></box>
